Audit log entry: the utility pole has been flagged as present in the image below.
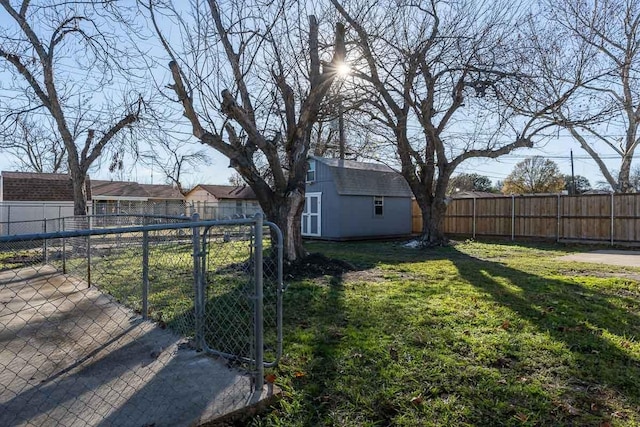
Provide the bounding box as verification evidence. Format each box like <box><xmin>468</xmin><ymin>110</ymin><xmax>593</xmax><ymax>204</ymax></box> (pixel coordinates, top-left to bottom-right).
<box><xmin>338</xmin><ymin>95</ymin><xmax>345</xmax><ymax>161</ymax></box>
<box><xmin>570</xmin><ymin>149</ymin><xmax>576</xmax><ymax>195</ymax></box>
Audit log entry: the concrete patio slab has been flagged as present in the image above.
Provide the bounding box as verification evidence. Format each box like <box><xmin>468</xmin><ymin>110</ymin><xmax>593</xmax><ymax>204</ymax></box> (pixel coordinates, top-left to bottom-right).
<box><xmin>0</xmin><ymin>266</ymin><xmax>278</xmax><ymax>427</ymax></box>
<box><xmin>558</xmin><ymin>250</ymin><xmax>640</xmax><ymax>268</ymax></box>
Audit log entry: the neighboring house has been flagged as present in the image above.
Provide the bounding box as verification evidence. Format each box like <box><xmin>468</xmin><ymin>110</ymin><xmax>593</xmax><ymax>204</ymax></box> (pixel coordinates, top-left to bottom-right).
<box><xmin>185</xmin><ymin>184</ymin><xmax>261</xmax><ymax>219</ymax></box>
<box><xmin>451</xmin><ymin>191</ymin><xmax>502</xmax><ymax>199</ymax></box>
<box><xmin>91</xmin><ymin>180</ymin><xmax>185</xmax><ymax>216</ymax></box>
<box><xmin>304</xmin><ymin>156</ymin><xmax>413</xmax><ymax>240</ymax></box>
<box><xmin>0</xmin><ymin>171</ymin><xmax>91</xmax><ymax>234</ymax></box>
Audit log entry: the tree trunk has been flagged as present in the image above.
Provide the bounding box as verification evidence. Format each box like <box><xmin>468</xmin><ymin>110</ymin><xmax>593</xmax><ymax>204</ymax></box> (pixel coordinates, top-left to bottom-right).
<box><xmin>417</xmin><ymin>198</ymin><xmax>448</xmax><ymax>247</ymax></box>
<box><xmin>70</xmin><ymin>169</ymin><xmax>88</xmax><ymax>216</ymax></box>
<box><xmin>618</xmin><ymin>154</ymin><xmax>633</xmax><ymax>193</ymax></box>
<box><xmin>262</xmin><ymin>189</ymin><xmax>307</xmax><ymax>263</ymax></box>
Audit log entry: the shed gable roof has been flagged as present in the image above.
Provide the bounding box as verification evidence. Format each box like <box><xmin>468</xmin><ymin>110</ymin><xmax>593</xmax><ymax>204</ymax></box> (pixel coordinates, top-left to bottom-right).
<box><xmin>1</xmin><ymin>171</ymin><xmax>92</xmax><ymax>202</ymax></box>
<box><xmin>312</xmin><ymin>157</ymin><xmax>412</xmax><ymax>197</ymax></box>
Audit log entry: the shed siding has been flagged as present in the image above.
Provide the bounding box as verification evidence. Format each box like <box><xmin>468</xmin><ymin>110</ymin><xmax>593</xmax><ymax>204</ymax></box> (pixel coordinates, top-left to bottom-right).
<box><xmin>337</xmin><ymin>195</ymin><xmax>411</xmax><ymax>238</ymax></box>
<box><xmin>306</xmin><ymin>161</ymin><xmax>342</xmax><ymax>238</ymax></box>
<box><xmin>306</xmin><ymin>160</ymin><xmax>412</xmax><ymax>239</ymax></box>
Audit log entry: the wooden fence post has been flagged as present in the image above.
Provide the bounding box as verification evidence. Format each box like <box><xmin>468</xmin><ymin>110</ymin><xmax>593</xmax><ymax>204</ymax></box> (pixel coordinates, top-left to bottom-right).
<box><xmin>556</xmin><ymin>194</ymin><xmax>561</xmax><ymax>243</ymax></box>
<box><xmin>472</xmin><ymin>197</ymin><xmax>476</xmax><ymax>239</ymax></box>
<box><xmin>611</xmin><ymin>193</ymin><xmax>615</xmax><ymax>246</ymax></box>
<box><xmin>511</xmin><ymin>195</ymin><xmax>515</xmax><ymax>241</ymax></box>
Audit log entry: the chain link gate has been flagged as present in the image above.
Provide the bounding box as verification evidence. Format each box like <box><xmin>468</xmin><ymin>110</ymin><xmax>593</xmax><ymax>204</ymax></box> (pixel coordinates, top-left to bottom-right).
<box><xmin>0</xmin><ymin>213</ymin><xmax>282</xmax><ymax>426</ymax></box>
<box><xmin>192</xmin><ymin>214</ymin><xmax>283</xmax><ymax>389</ymax></box>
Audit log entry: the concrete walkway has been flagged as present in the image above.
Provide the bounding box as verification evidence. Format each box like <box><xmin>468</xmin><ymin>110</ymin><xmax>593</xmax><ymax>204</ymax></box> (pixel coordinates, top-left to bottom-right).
<box><xmin>0</xmin><ymin>266</ymin><xmax>277</xmax><ymax>427</ymax></box>
<box><xmin>558</xmin><ymin>250</ymin><xmax>640</xmax><ymax>268</ymax></box>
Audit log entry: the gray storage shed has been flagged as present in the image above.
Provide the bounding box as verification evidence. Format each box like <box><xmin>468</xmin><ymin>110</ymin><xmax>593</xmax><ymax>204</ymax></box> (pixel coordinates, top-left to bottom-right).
<box><xmin>303</xmin><ymin>156</ymin><xmax>413</xmax><ymax>240</ymax></box>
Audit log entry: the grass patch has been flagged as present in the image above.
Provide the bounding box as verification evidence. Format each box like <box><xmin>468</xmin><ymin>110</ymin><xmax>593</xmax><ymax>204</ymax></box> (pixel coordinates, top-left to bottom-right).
<box><xmin>57</xmin><ymin>235</ymin><xmax>280</xmax><ymax>361</ymax></box>
<box><xmin>253</xmin><ymin>240</ymin><xmax>640</xmax><ymax>426</ymax></box>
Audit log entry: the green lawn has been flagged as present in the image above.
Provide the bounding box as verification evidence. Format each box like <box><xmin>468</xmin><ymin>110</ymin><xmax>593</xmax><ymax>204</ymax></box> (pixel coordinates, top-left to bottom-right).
<box><xmin>252</xmin><ymin>240</ymin><xmax>640</xmax><ymax>427</ymax></box>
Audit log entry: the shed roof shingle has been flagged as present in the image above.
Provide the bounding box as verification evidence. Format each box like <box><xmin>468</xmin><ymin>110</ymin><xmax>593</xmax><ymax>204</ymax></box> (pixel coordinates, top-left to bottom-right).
<box><xmin>312</xmin><ymin>157</ymin><xmax>412</xmax><ymax>197</ymax></box>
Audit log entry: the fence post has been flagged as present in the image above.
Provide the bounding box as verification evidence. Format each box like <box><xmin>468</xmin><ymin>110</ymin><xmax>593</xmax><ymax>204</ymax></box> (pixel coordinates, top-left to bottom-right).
<box><xmin>43</xmin><ymin>219</ymin><xmax>48</xmax><ymax>264</ymax></box>
<box><xmin>60</xmin><ymin>218</ymin><xmax>66</xmax><ymax>274</ymax></box>
<box><xmin>556</xmin><ymin>194</ymin><xmax>561</xmax><ymax>243</ymax></box>
<box><xmin>254</xmin><ymin>212</ymin><xmax>265</xmax><ymax>390</ymax></box>
<box><xmin>511</xmin><ymin>195</ymin><xmax>515</xmax><ymax>241</ymax></box>
<box><xmin>611</xmin><ymin>193</ymin><xmax>615</xmax><ymax>246</ymax></box>
<box><xmin>191</xmin><ymin>213</ymin><xmax>205</xmax><ymax>350</ymax></box>
<box><xmin>86</xmin><ymin>224</ymin><xmax>91</xmax><ymax>288</ymax></box>
<box><xmin>7</xmin><ymin>205</ymin><xmax>10</xmax><ymax>235</ymax></box>
<box><xmin>142</xmin><ymin>218</ymin><xmax>150</xmax><ymax>320</ymax></box>
<box><xmin>472</xmin><ymin>197</ymin><xmax>476</xmax><ymax>239</ymax></box>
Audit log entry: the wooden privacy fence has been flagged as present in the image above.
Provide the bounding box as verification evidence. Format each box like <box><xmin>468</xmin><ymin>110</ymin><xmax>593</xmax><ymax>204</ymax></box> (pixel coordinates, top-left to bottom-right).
<box><xmin>412</xmin><ymin>193</ymin><xmax>640</xmax><ymax>246</ymax></box>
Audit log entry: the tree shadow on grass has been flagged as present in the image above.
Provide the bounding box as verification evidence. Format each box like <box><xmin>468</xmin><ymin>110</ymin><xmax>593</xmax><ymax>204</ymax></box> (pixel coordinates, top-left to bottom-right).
<box><xmin>446</xmin><ymin>248</ymin><xmax>640</xmax><ymax>424</ymax></box>
<box><xmin>270</xmin><ymin>263</ymin><xmax>454</xmax><ymax>426</ymax></box>
<box><xmin>268</xmin><ymin>241</ymin><xmax>640</xmax><ymax>426</ymax></box>
<box><xmin>276</xmin><ymin>270</ymin><xmax>350</xmax><ymax>425</ymax></box>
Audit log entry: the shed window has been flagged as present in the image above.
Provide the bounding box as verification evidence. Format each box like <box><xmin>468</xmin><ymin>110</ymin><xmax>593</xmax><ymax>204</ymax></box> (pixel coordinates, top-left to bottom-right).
<box><xmin>306</xmin><ymin>160</ymin><xmax>316</xmax><ymax>182</ymax></box>
<box><xmin>374</xmin><ymin>196</ymin><xmax>384</xmax><ymax>216</ymax></box>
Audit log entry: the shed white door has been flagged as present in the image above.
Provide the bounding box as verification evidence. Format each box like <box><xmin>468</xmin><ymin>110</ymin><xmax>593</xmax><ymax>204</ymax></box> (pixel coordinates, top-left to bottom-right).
<box><xmin>302</xmin><ymin>192</ymin><xmax>321</xmax><ymax>236</ymax></box>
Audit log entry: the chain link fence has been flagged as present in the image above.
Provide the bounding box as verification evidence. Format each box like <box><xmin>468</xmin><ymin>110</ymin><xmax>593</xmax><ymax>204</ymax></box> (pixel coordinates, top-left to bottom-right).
<box><xmin>1</xmin><ymin>201</ymin><xmax>265</xmax><ymax>236</ymax></box>
<box><xmin>0</xmin><ymin>214</ymin><xmax>282</xmax><ymax>426</ymax></box>
<box><xmin>186</xmin><ymin>202</ymin><xmax>263</xmax><ymax>221</ymax></box>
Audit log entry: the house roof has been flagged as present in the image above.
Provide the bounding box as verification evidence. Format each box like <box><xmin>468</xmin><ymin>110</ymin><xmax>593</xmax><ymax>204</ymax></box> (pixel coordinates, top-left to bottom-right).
<box><xmin>91</xmin><ymin>180</ymin><xmax>149</xmax><ymax>199</ymax></box>
<box><xmin>139</xmin><ymin>184</ymin><xmax>184</xmax><ymax>200</ymax></box>
<box><xmin>189</xmin><ymin>184</ymin><xmax>257</xmax><ymax>200</ymax></box>
<box><xmin>91</xmin><ymin>180</ymin><xmax>184</xmax><ymax>200</ymax></box>
<box><xmin>1</xmin><ymin>171</ymin><xmax>92</xmax><ymax>202</ymax></box>
<box><xmin>451</xmin><ymin>191</ymin><xmax>503</xmax><ymax>199</ymax></box>
<box><xmin>312</xmin><ymin>157</ymin><xmax>413</xmax><ymax>197</ymax></box>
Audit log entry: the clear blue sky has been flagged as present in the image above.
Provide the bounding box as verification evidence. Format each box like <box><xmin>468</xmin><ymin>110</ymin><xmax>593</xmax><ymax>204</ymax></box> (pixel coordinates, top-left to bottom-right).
<box><xmin>0</xmin><ymin>2</ymin><xmax>634</xmax><ymax>190</ymax></box>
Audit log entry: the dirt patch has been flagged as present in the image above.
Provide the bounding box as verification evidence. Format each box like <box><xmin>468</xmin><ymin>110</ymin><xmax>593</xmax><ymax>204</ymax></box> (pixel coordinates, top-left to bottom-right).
<box><xmin>284</xmin><ymin>253</ymin><xmax>355</xmax><ymax>280</ymax></box>
<box><xmin>342</xmin><ymin>269</ymin><xmax>386</xmax><ymax>283</ymax></box>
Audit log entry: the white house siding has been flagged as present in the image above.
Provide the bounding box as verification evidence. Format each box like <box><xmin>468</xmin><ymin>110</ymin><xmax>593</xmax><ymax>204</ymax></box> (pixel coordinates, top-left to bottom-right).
<box><xmin>0</xmin><ymin>201</ymin><xmax>78</xmax><ymax>235</ymax></box>
<box><xmin>185</xmin><ymin>188</ymin><xmax>220</xmax><ymax>204</ymax></box>
<box><xmin>185</xmin><ymin>187</ymin><xmax>261</xmax><ymax>219</ymax></box>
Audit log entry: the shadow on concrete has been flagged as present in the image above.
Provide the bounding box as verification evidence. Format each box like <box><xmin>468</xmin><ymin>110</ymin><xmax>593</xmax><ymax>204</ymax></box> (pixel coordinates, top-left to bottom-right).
<box><xmin>0</xmin><ymin>265</ymin><xmax>274</xmax><ymax>427</ymax></box>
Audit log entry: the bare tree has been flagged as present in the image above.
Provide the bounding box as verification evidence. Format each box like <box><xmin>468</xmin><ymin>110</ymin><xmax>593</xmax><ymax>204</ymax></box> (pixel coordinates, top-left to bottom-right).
<box><xmin>0</xmin><ymin>116</ymin><xmax>67</xmax><ymax>173</ymax></box>
<box><xmin>331</xmin><ymin>0</ymin><xmax>569</xmax><ymax>246</ymax></box>
<box><xmin>311</xmin><ymin>80</ymin><xmax>387</xmax><ymax>161</ymax></box>
<box><xmin>228</xmin><ymin>172</ymin><xmax>246</xmax><ymax>187</ymax></box>
<box><xmin>148</xmin><ymin>0</ymin><xmax>345</xmax><ymax>261</ymax></box>
<box><xmin>0</xmin><ymin>1</ymin><xmax>145</xmax><ymax>215</ymax></box>
<box><xmin>140</xmin><ymin>136</ymin><xmax>210</xmax><ymax>195</ymax></box>
<box><xmin>538</xmin><ymin>0</ymin><xmax>640</xmax><ymax>192</ymax></box>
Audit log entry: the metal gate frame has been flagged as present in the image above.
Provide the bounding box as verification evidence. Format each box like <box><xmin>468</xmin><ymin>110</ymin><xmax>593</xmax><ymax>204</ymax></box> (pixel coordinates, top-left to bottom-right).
<box><xmin>0</xmin><ymin>212</ymin><xmax>283</xmax><ymax>389</ymax></box>
<box><xmin>192</xmin><ymin>213</ymin><xmax>283</xmax><ymax>389</ymax></box>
